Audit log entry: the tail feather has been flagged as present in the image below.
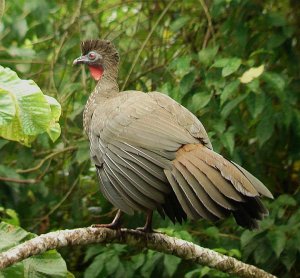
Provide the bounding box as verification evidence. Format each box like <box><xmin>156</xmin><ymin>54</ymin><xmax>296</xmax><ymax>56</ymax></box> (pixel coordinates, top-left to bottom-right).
<box><xmin>159</xmin><ymin>191</ymin><xmax>187</xmax><ymax>224</ymax></box>
<box><xmin>178</xmin><ymin>156</ymin><xmax>235</xmax><ymax>210</ymax></box>
<box><xmin>195</xmin><ymin>146</ymin><xmax>258</xmax><ymax>197</ymax></box>
<box><xmin>172</xmin><ymin>167</ymin><xmax>219</xmax><ymax>221</ymax></box>
<box><xmin>231</xmin><ymin>161</ymin><xmax>273</xmax><ymax>199</ymax></box>
<box><xmin>185</xmin><ymin>152</ymin><xmax>244</xmax><ymax>201</ymax></box>
<box><xmin>165</xmin><ymin>170</ymin><xmax>198</xmax><ymax>220</ymax></box>
<box><xmin>164</xmin><ymin>143</ymin><xmax>272</xmax><ymax>230</ymax></box>
<box><xmin>232</xmin><ymin>207</ymin><xmax>260</xmax><ymax>230</ymax></box>
<box><xmin>174</xmin><ymin>160</ymin><xmax>230</xmax><ymax>219</ymax></box>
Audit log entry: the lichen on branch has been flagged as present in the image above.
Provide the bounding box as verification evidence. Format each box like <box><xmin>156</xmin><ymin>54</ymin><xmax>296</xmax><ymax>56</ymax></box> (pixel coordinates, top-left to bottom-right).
<box><xmin>0</xmin><ymin>227</ymin><xmax>276</xmax><ymax>278</ymax></box>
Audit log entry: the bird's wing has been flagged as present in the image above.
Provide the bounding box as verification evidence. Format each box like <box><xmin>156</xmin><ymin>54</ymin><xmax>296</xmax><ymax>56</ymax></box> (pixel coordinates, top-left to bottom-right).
<box><xmin>148</xmin><ymin>92</ymin><xmax>213</xmax><ymax>149</ymax></box>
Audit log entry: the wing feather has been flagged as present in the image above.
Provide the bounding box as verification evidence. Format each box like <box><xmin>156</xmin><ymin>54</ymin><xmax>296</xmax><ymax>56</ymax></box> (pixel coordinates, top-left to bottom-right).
<box><xmin>97</xmin><ymin>167</ymin><xmax>134</xmax><ymax>214</ymax></box>
<box><xmin>103</xmin><ymin>153</ymin><xmax>158</xmax><ymax>209</ymax></box>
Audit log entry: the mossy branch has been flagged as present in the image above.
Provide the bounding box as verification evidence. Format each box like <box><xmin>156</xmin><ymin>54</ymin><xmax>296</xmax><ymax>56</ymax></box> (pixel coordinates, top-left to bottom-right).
<box><xmin>0</xmin><ymin>227</ymin><xmax>276</xmax><ymax>278</ymax></box>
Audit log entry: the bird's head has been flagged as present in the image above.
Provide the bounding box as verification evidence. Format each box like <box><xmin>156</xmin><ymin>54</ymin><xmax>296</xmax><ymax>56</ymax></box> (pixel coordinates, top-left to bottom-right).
<box><xmin>73</xmin><ymin>39</ymin><xmax>119</xmax><ymax>81</ymax></box>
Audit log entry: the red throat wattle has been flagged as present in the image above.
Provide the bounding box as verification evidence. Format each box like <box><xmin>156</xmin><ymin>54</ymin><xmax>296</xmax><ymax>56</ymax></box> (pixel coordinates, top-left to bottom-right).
<box><xmin>88</xmin><ymin>66</ymin><xmax>104</xmax><ymax>81</ymax></box>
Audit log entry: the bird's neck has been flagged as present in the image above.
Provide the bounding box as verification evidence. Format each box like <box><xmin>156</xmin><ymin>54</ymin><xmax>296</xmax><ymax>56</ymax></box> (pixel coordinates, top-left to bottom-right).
<box><xmin>95</xmin><ymin>68</ymin><xmax>119</xmax><ymax>97</ymax></box>
<box><xmin>83</xmin><ymin>67</ymin><xmax>119</xmax><ymax>134</ymax></box>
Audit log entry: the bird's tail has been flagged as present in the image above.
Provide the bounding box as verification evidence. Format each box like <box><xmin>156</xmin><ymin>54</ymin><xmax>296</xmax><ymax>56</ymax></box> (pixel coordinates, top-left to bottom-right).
<box><xmin>164</xmin><ymin>143</ymin><xmax>273</xmax><ymax>229</ymax></box>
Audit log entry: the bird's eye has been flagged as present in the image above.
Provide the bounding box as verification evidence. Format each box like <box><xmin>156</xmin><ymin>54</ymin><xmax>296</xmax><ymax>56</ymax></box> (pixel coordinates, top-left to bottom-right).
<box><xmin>88</xmin><ymin>52</ymin><xmax>96</xmax><ymax>60</ymax></box>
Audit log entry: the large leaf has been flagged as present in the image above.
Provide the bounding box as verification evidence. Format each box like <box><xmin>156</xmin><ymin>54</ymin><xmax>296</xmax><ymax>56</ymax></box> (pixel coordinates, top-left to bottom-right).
<box><xmin>0</xmin><ymin>222</ymin><xmax>70</xmax><ymax>278</ymax></box>
<box><xmin>0</xmin><ymin>66</ymin><xmax>61</xmax><ymax>146</ymax></box>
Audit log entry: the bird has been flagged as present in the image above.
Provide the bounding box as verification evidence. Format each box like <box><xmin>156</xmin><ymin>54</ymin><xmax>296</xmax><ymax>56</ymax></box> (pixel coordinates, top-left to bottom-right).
<box><xmin>73</xmin><ymin>39</ymin><xmax>273</xmax><ymax>232</ymax></box>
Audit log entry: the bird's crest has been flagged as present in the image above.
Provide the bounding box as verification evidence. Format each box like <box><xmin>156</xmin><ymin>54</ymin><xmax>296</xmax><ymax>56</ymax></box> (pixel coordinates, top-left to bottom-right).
<box><xmin>80</xmin><ymin>39</ymin><xmax>119</xmax><ymax>62</ymax></box>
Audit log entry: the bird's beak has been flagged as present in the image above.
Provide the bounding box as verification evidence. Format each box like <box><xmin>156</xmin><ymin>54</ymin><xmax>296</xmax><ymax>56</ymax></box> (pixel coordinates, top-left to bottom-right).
<box><xmin>73</xmin><ymin>55</ymin><xmax>89</xmax><ymax>66</ymax></box>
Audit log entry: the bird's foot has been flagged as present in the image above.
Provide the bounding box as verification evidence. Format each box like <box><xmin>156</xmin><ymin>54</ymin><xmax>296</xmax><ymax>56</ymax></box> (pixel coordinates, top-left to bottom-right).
<box><xmin>91</xmin><ymin>209</ymin><xmax>122</xmax><ymax>230</ymax></box>
<box><xmin>136</xmin><ymin>210</ymin><xmax>155</xmax><ymax>233</ymax></box>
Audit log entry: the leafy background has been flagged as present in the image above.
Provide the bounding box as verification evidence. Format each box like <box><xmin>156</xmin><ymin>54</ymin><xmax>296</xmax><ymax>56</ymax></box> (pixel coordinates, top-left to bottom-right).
<box><xmin>0</xmin><ymin>0</ymin><xmax>300</xmax><ymax>277</ymax></box>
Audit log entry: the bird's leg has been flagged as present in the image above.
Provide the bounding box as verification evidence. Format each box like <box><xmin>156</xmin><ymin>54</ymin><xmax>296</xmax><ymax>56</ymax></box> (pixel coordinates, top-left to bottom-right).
<box><xmin>136</xmin><ymin>210</ymin><xmax>153</xmax><ymax>233</ymax></box>
<box><xmin>92</xmin><ymin>209</ymin><xmax>122</xmax><ymax>229</ymax></box>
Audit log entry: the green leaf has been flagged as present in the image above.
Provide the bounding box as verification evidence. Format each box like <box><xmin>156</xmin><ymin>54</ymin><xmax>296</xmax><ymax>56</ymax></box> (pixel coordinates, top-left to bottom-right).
<box><xmin>241</xmin><ymin>230</ymin><xmax>258</xmax><ymax>248</ymax></box>
<box><xmin>47</xmin><ymin>123</ymin><xmax>61</xmax><ymax>142</ymax></box>
<box><xmin>263</xmin><ymin>72</ymin><xmax>285</xmax><ymax>97</ymax></box>
<box><xmin>0</xmin><ymin>207</ymin><xmax>20</xmax><ymax>226</ymax></box>
<box><xmin>281</xmin><ymin>248</ymin><xmax>297</xmax><ymax>271</ymax></box>
<box><xmin>0</xmin><ymin>66</ymin><xmax>61</xmax><ymax>146</ymax></box>
<box><xmin>84</xmin><ymin>255</ymin><xmax>104</xmax><ymax>278</ymax></box>
<box><xmin>253</xmin><ymin>240</ymin><xmax>272</xmax><ymax>264</ymax></box>
<box><xmin>256</xmin><ymin>113</ymin><xmax>274</xmax><ymax>147</ymax></box>
<box><xmin>164</xmin><ymin>254</ymin><xmax>181</xmax><ymax>277</ymax></box>
<box><xmin>204</xmin><ymin>227</ymin><xmax>219</xmax><ymax>239</ymax></box>
<box><xmin>45</xmin><ymin>94</ymin><xmax>62</xmax><ymax>142</ymax></box>
<box><xmin>45</xmin><ymin>95</ymin><xmax>61</xmax><ymax>122</ymax></box>
<box><xmin>213</xmin><ymin>58</ymin><xmax>231</xmax><ymax>68</ymax></box>
<box><xmin>180</xmin><ymin>72</ymin><xmax>195</xmax><ymax>95</ymax></box>
<box><xmin>267</xmin><ymin>34</ymin><xmax>286</xmax><ymax>49</ymax></box>
<box><xmin>190</xmin><ymin>91</ymin><xmax>212</xmax><ymax>112</ymax></box>
<box><xmin>221</xmin><ymin>132</ymin><xmax>235</xmax><ymax>155</ymax></box>
<box><xmin>84</xmin><ymin>246</ymin><xmax>103</xmax><ymax>263</ymax></box>
<box><xmin>75</xmin><ymin>141</ymin><xmax>91</xmax><ymax>164</ymax></box>
<box><xmin>105</xmin><ymin>255</ymin><xmax>120</xmax><ymax>275</ymax></box>
<box><xmin>239</xmin><ymin>65</ymin><xmax>264</xmax><ymax>83</ymax></box>
<box><xmin>0</xmin><ymin>89</ymin><xmax>15</xmax><ymax>126</ymax></box>
<box><xmin>169</xmin><ymin>56</ymin><xmax>192</xmax><ymax>77</ymax></box>
<box><xmin>198</xmin><ymin>46</ymin><xmax>219</xmax><ymax>66</ymax></box>
<box><xmin>253</xmin><ymin>93</ymin><xmax>266</xmax><ymax>118</ymax></box>
<box><xmin>246</xmin><ymin>78</ymin><xmax>261</xmax><ymax>94</ymax></box>
<box><xmin>266</xmin><ymin>12</ymin><xmax>287</xmax><ymax>27</ymax></box>
<box><xmin>0</xmin><ymin>222</ymin><xmax>68</xmax><ymax>277</ymax></box>
<box><xmin>267</xmin><ymin>229</ymin><xmax>286</xmax><ymax>258</ymax></box>
<box><xmin>131</xmin><ymin>254</ymin><xmax>145</xmax><ymax>270</ymax></box>
<box><xmin>213</xmin><ymin>57</ymin><xmax>242</xmax><ymax>77</ymax></box>
<box><xmin>170</xmin><ymin>16</ymin><xmax>190</xmax><ymax>31</ymax></box>
<box><xmin>275</xmin><ymin>194</ymin><xmax>296</xmax><ymax>207</ymax></box>
<box><xmin>228</xmin><ymin>249</ymin><xmax>241</xmax><ymax>259</ymax></box>
<box><xmin>141</xmin><ymin>251</ymin><xmax>163</xmax><ymax>277</ymax></box>
<box><xmin>185</xmin><ymin>269</ymin><xmax>201</xmax><ymax>278</ymax></box>
<box><xmin>220</xmin><ymin>80</ymin><xmax>239</xmax><ymax>105</ymax></box>
<box><xmin>222</xmin><ymin>59</ymin><xmax>242</xmax><ymax>77</ymax></box>
<box><xmin>221</xmin><ymin>94</ymin><xmax>247</xmax><ymax>118</ymax></box>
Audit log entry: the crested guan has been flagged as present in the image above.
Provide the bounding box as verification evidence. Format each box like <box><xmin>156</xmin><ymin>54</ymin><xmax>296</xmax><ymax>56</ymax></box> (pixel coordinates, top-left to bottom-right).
<box><xmin>73</xmin><ymin>39</ymin><xmax>273</xmax><ymax>231</ymax></box>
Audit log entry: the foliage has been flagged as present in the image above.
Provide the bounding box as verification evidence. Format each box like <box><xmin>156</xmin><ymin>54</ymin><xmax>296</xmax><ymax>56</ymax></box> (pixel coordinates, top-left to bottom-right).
<box><xmin>0</xmin><ymin>222</ymin><xmax>70</xmax><ymax>277</ymax></box>
<box><xmin>0</xmin><ymin>66</ymin><xmax>61</xmax><ymax>146</ymax></box>
<box><xmin>0</xmin><ymin>0</ymin><xmax>299</xmax><ymax>277</ymax></box>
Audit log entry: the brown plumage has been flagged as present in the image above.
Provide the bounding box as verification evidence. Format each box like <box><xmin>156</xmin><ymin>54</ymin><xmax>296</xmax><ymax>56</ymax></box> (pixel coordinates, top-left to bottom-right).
<box><xmin>73</xmin><ymin>39</ymin><xmax>273</xmax><ymax>231</ymax></box>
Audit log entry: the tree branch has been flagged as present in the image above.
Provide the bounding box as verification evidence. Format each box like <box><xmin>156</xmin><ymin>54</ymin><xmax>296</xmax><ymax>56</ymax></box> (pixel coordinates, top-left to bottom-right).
<box><xmin>0</xmin><ymin>227</ymin><xmax>276</xmax><ymax>278</ymax></box>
